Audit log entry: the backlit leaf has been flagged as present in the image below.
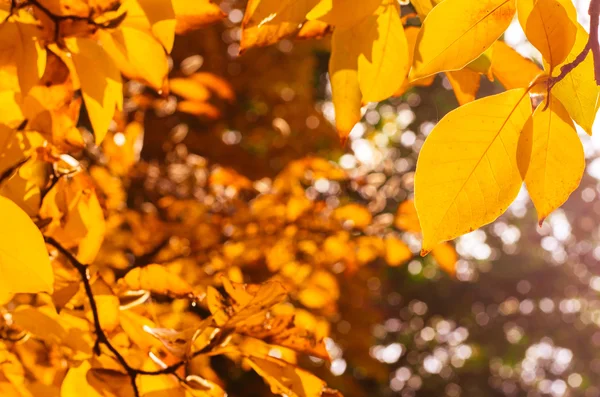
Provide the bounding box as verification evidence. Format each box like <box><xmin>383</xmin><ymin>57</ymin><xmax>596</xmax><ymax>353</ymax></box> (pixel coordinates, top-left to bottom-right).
<box><xmin>551</xmin><ymin>25</ymin><xmax>600</xmax><ymax>135</ymax></box>
<box><xmin>522</xmin><ymin>0</ymin><xmax>576</xmax><ymax>71</ymax></box>
<box><xmin>98</xmin><ymin>27</ymin><xmax>168</xmax><ymax>91</ymax></box>
<box><xmin>491</xmin><ymin>41</ymin><xmax>542</xmax><ymax>89</ymax></box>
<box><xmin>172</xmin><ymin>0</ymin><xmax>226</xmax><ymax>34</ymax></box>
<box><xmin>445</xmin><ymin>69</ymin><xmax>481</xmax><ymax>105</ymax></box>
<box><xmin>0</xmin><ymin>196</ymin><xmax>53</xmax><ymax>294</ymax></box>
<box><xmin>246</xmin><ymin>356</ymin><xmax>328</xmax><ymax>397</ymax></box>
<box><xmin>66</xmin><ymin>37</ymin><xmax>122</xmax><ymax>145</ymax></box>
<box><xmin>415</xmin><ymin>89</ymin><xmax>532</xmax><ymax>253</ymax></box>
<box><xmin>411</xmin><ymin>0</ymin><xmax>516</xmax><ymax>79</ymax></box>
<box><xmin>329</xmin><ymin>28</ymin><xmax>362</xmax><ymax>141</ymax></box>
<box><xmin>306</xmin><ymin>0</ymin><xmax>381</xmax><ymax>29</ymax></box>
<box><xmin>520</xmin><ymin>96</ymin><xmax>584</xmax><ymax>223</ymax></box>
<box><xmin>121</xmin><ymin>264</ymin><xmax>193</xmax><ymax>297</ymax></box>
<box><xmin>240</xmin><ymin>0</ymin><xmax>319</xmax><ymax>50</ymax></box>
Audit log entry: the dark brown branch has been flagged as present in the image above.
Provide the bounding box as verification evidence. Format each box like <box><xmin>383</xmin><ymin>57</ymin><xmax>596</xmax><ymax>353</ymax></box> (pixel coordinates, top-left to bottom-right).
<box><xmin>0</xmin><ymin>157</ymin><xmax>30</xmax><ymax>185</ymax></box>
<box><xmin>548</xmin><ymin>0</ymin><xmax>600</xmax><ymax>90</ymax></box>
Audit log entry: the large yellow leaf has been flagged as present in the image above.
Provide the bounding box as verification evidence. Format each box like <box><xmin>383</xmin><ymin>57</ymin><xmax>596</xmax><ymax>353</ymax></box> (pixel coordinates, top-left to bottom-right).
<box><xmin>551</xmin><ymin>25</ymin><xmax>600</xmax><ymax>135</ymax></box>
<box><xmin>0</xmin><ymin>196</ymin><xmax>53</xmax><ymax>294</ymax></box>
<box><xmin>414</xmin><ymin>89</ymin><xmax>532</xmax><ymax>253</ymax></box>
<box><xmin>491</xmin><ymin>41</ymin><xmax>542</xmax><ymax>89</ymax></box>
<box><xmin>520</xmin><ymin>96</ymin><xmax>584</xmax><ymax>223</ymax></box>
<box><xmin>66</xmin><ymin>37</ymin><xmax>122</xmax><ymax>145</ymax></box>
<box><xmin>329</xmin><ymin>29</ymin><xmax>362</xmax><ymax>141</ymax></box>
<box><xmin>521</xmin><ymin>0</ymin><xmax>576</xmax><ymax>71</ymax></box>
<box><xmin>98</xmin><ymin>27</ymin><xmax>168</xmax><ymax>92</ymax></box>
<box><xmin>445</xmin><ymin>69</ymin><xmax>480</xmax><ymax>105</ymax></box>
<box><xmin>240</xmin><ymin>0</ymin><xmax>319</xmax><ymax>50</ymax></box>
<box><xmin>306</xmin><ymin>0</ymin><xmax>381</xmax><ymax>29</ymax></box>
<box><xmin>411</xmin><ymin>0</ymin><xmax>516</xmax><ymax>80</ymax></box>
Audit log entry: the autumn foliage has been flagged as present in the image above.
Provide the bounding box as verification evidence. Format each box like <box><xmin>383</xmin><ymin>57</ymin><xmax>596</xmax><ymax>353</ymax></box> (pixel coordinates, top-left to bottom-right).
<box><xmin>0</xmin><ymin>0</ymin><xmax>599</xmax><ymax>396</ymax></box>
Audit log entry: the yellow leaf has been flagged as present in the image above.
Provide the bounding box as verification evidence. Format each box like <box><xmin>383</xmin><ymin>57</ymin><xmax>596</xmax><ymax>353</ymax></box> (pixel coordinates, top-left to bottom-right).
<box><xmin>394</xmin><ymin>199</ymin><xmax>421</xmax><ymax>233</ymax></box>
<box><xmin>88</xmin><ymin>278</ymin><xmax>120</xmax><ymax>332</ymax></box>
<box><xmin>240</xmin><ymin>0</ymin><xmax>319</xmax><ymax>50</ymax></box>
<box><xmin>329</xmin><ymin>28</ymin><xmax>362</xmax><ymax>141</ymax></box>
<box><xmin>0</xmin><ymin>157</ymin><xmax>46</xmax><ymax>216</ymax></box>
<box><xmin>172</xmin><ymin>0</ymin><xmax>226</xmax><ymax>35</ymax></box>
<box><xmin>135</xmin><ymin>0</ymin><xmax>176</xmax><ymax>53</ymax></box>
<box><xmin>445</xmin><ymin>69</ymin><xmax>481</xmax><ymax>105</ymax></box>
<box><xmin>12</xmin><ymin>306</ymin><xmax>66</xmax><ymax>344</ymax></box>
<box><xmin>357</xmin><ymin>1</ymin><xmax>408</xmax><ymax>102</ymax></box>
<box><xmin>491</xmin><ymin>41</ymin><xmax>542</xmax><ymax>89</ymax></box>
<box><xmin>66</xmin><ymin>37</ymin><xmax>122</xmax><ymax>145</ymax></box>
<box><xmin>0</xmin><ymin>91</ymin><xmax>24</xmax><ymax>127</ymax></box>
<box><xmin>60</xmin><ymin>361</ymin><xmax>103</xmax><ymax>397</ymax></box>
<box><xmin>384</xmin><ymin>236</ymin><xmax>412</xmax><ymax>267</ymax></box>
<box><xmin>394</xmin><ymin>26</ymin><xmax>435</xmax><ymax>96</ymax></box>
<box><xmin>169</xmin><ymin>77</ymin><xmax>211</xmax><ymax>101</ymax></box>
<box><xmin>0</xmin><ymin>196</ymin><xmax>53</xmax><ymax>294</ymax></box>
<box><xmin>246</xmin><ymin>356</ymin><xmax>327</xmax><ymax>397</ymax></box>
<box><xmin>411</xmin><ymin>0</ymin><xmax>516</xmax><ymax>80</ymax></box>
<box><xmin>522</xmin><ymin>0</ymin><xmax>576</xmax><ymax>71</ymax></box>
<box><xmin>121</xmin><ymin>264</ymin><xmax>193</xmax><ymax>297</ymax></box>
<box><xmin>334</xmin><ymin>203</ymin><xmax>372</xmax><ymax>229</ymax></box>
<box><xmin>551</xmin><ymin>25</ymin><xmax>600</xmax><ymax>135</ymax></box>
<box><xmin>414</xmin><ymin>89</ymin><xmax>532</xmax><ymax>253</ymax></box>
<box><xmin>431</xmin><ymin>242</ymin><xmax>458</xmax><ymax>276</ymax></box>
<box><xmin>119</xmin><ymin>310</ymin><xmax>162</xmax><ymax>350</ymax></box>
<box><xmin>306</xmin><ymin>0</ymin><xmax>381</xmax><ymax>29</ymax></box>
<box><xmin>40</xmin><ymin>171</ymin><xmax>106</xmax><ymax>263</ymax></box>
<box><xmin>98</xmin><ymin>27</ymin><xmax>168</xmax><ymax>92</ymax></box>
<box><xmin>0</xmin><ymin>19</ymin><xmax>46</xmax><ymax>95</ymax></box>
<box><xmin>297</xmin><ymin>270</ymin><xmax>339</xmax><ymax>309</ymax></box>
<box><xmin>520</xmin><ymin>96</ymin><xmax>584</xmax><ymax>223</ymax></box>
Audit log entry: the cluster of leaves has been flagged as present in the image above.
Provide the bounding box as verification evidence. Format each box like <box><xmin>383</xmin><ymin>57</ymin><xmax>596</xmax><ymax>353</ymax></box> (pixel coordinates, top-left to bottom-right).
<box><xmin>241</xmin><ymin>0</ymin><xmax>600</xmax><ymax>254</ymax></box>
<box><xmin>2</xmin><ymin>0</ymin><xmax>599</xmax><ymax>395</ymax></box>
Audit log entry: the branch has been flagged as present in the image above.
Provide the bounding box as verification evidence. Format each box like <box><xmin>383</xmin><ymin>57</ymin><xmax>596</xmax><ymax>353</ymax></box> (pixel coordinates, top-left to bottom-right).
<box><xmin>44</xmin><ymin>237</ymin><xmax>215</xmax><ymax>396</ymax></box>
<box><xmin>548</xmin><ymin>0</ymin><xmax>600</xmax><ymax>89</ymax></box>
<box><xmin>24</xmin><ymin>0</ymin><xmax>127</xmax><ymax>43</ymax></box>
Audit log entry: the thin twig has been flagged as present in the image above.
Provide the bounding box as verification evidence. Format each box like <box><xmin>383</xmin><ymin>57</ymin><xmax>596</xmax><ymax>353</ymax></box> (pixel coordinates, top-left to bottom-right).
<box><xmin>548</xmin><ymin>0</ymin><xmax>600</xmax><ymax>91</ymax></box>
<box><xmin>43</xmin><ymin>237</ymin><xmax>220</xmax><ymax>396</ymax></box>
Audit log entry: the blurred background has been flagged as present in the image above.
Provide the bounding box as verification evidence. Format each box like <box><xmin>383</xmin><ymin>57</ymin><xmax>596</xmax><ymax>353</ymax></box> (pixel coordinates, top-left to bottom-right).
<box><xmin>104</xmin><ymin>0</ymin><xmax>600</xmax><ymax>395</ymax></box>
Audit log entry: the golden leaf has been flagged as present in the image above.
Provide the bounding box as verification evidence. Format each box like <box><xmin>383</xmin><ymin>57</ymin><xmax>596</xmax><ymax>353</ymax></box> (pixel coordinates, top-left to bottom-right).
<box><xmin>66</xmin><ymin>37</ymin><xmax>122</xmax><ymax>145</ymax></box>
<box><xmin>522</xmin><ymin>0</ymin><xmax>576</xmax><ymax>71</ymax></box>
<box><xmin>520</xmin><ymin>96</ymin><xmax>584</xmax><ymax>223</ymax></box>
<box><xmin>445</xmin><ymin>69</ymin><xmax>481</xmax><ymax>105</ymax></box>
<box><xmin>415</xmin><ymin>89</ymin><xmax>532</xmax><ymax>253</ymax></box>
<box><xmin>0</xmin><ymin>196</ymin><xmax>53</xmax><ymax>294</ymax></box>
<box><xmin>491</xmin><ymin>41</ymin><xmax>542</xmax><ymax>89</ymax></box>
<box><xmin>411</xmin><ymin>0</ymin><xmax>516</xmax><ymax>79</ymax></box>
